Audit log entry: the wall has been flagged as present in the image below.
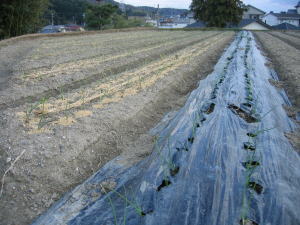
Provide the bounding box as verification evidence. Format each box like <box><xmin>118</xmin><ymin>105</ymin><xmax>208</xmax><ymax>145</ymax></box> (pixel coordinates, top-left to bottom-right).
<box><xmin>243</xmin><ymin>22</ymin><xmax>269</xmax><ymax>30</ymax></box>
<box><xmin>279</xmin><ymin>19</ymin><xmax>299</xmax><ymax>26</ymax></box>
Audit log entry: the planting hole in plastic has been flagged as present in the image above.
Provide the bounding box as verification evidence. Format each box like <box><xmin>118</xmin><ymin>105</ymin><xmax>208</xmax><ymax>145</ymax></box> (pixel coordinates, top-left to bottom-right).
<box><xmin>141</xmin><ymin>209</ymin><xmax>154</xmax><ymax>216</ymax></box>
<box><xmin>204</xmin><ymin>103</ymin><xmax>216</xmax><ymax>114</ymax></box>
<box><xmin>244</xmin><ymin>142</ymin><xmax>256</xmax><ymax>151</ymax></box>
<box><xmin>170</xmin><ymin>166</ymin><xmax>180</xmax><ymax>177</ymax></box>
<box><xmin>242</xmin><ymin>161</ymin><xmax>260</xmax><ymax>169</ymax></box>
<box><xmin>228</xmin><ymin>104</ymin><xmax>259</xmax><ymax>123</ymax></box>
<box><xmin>240</xmin><ymin>218</ymin><xmax>259</xmax><ymax>225</ymax></box>
<box><xmin>247</xmin><ymin>132</ymin><xmax>257</xmax><ymax>138</ymax></box>
<box><xmin>188</xmin><ymin>137</ymin><xmax>194</xmax><ymax>144</ymax></box>
<box><xmin>157</xmin><ymin>179</ymin><xmax>172</xmax><ymax>192</ymax></box>
<box><xmin>247</xmin><ymin>182</ymin><xmax>263</xmax><ymax>194</ymax></box>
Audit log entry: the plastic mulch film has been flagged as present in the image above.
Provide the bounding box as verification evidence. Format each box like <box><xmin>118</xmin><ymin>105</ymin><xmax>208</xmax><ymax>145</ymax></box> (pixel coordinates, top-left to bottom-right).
<box><xmin>32</xmin><ymin>31</ymin><xmax>300</xmax><ymax>225</ymax></box>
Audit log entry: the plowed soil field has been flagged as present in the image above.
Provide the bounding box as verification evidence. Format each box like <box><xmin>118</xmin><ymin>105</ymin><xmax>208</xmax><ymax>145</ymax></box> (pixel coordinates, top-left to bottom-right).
<box><xmin>0</xmin><ymin>29</ymin><xmax>234</xmax><ymax>225</ymax></box>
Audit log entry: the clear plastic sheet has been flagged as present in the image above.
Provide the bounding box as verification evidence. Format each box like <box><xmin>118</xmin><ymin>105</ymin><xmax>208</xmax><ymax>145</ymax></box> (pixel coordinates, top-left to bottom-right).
<box><xmin>32</xmin><ymin>31</ymin><xmax>300</xmax><ymax>225</ymax></box>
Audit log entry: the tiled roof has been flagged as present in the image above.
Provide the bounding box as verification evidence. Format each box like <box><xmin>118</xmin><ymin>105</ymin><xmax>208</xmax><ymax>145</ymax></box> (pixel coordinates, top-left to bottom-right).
<box><xmin>247</xmin><ymin>4</ymin><xmax>265</xmax><ymax>14</ymax></box>
<box><xmin>272</xmin><ymin>22</ymin><xmax>300</xmax><ymax>30</ymax></box>
<box><xmin>271</xmin><ymin>13</ymin><xmax>300</xmax><ymax>19</ymax></box>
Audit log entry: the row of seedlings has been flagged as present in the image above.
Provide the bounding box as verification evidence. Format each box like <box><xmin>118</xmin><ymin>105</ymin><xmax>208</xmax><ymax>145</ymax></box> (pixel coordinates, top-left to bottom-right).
<box><xmin>240</xmin><ymin>33</ymin><xmax>263</xmax><ymax>225</ymax></box>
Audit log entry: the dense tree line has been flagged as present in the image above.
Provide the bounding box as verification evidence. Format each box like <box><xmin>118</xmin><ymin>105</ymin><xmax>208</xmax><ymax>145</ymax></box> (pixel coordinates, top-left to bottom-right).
<box><xmin>85</xmin><ymin>3</ymin><xmax>118</xmax><ymax>30</ymax></box>
<box><xmin>0</xmin><ymin>0</ymin><xmax>49</xmax><ymax>39</ymax></box>
<box><xmin>191</xmin><ymin>0</ymin><xmax>246</xmax><ymax>27</ymax></box>
<box><xmin>0</xmin><ymin>0</ymin><xmax>152</xmax><ymax>39</ymax></box>
<box><xmin>85</xmin><ymin>4</ymin><xmax>150</xmax><ymax>30</ymax></box>
<box><xmin>0</xmin><ymin>0</ymin><xmax>247</xmax><ymax>39</ymax></box>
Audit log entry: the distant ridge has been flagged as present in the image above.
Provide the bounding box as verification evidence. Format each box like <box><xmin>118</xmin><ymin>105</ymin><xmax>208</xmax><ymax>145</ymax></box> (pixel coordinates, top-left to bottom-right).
<box><xmin>86</xmin><ymin>0</ymin><xmax>189</xmax><ymax>17</ymax></box>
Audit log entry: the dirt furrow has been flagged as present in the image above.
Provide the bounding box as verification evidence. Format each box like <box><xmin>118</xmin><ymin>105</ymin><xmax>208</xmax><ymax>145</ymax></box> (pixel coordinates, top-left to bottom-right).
<box><xmin>31</xmin><ymin>31</ymin><xmax>192</xmax><ymax>60</ymax></box>
<box><xmin>267</xmin><ymin>31</ymin><xmax>300</xmax><ymax>50</ymax></box>
<box><xmin>0</xmin><ymin>32</ymin><xmax>224</xmax><ymax>110</ymax></box>
<box><xmin>284</xmin><ymin>31</ymin><xmax>300</xmax><ymax>39</ymax></box>
<box><xmin>17</xmin><ymin>34</ymin><xmax>228</xmax><ymax>133</ymax></box>
<box><xmin>20</xmin><ymin>31</ymin><xmax>198</xmax><ymax>71</ymax></box>
<box><xmin>255</xmin><ymin>32</ymin><xmax>300</xmax><ymax>109</ymax></box>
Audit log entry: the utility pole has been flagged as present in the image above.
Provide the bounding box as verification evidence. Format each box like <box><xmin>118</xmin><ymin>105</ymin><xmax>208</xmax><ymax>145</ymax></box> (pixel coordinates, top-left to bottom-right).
<box><xmin>156</xmin><ymin>4</ymin><xmax>160</xmax><ymax>28</ymax></box>
<box><xmin>51</xmin><ymin>11</ymin><xmax>54</xmax><ymax>26</ymax></box>
<box><xmin>83</xmin><ymin>13</ymin><xmax>86</xmax><ymax>27</ymax></box>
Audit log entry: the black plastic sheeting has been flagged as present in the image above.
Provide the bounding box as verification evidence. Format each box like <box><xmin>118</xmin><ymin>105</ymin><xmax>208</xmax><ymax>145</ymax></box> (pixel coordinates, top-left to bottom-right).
<box><xmin>32</xmin><ymin>31</ymin><xmax>300</xmax><ymax>225</ymax></box>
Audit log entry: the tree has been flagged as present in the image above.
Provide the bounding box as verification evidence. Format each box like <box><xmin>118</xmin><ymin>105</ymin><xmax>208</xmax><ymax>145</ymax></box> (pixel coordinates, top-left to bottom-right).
<box><xmin>190</xmin><ymin>0</ymin><xmax>246</xmax><ymax>27</ymax></box>
<box><xmin>0</xmin><ymin>0</ymin><xmax>49</xmax><ymax>39</ymax></box>
<box><xmin>47</xmin><ymin>0</ymin><xmax>87</xmax><ymax>25</ymax></box>
<box><xmin>112</xmin><ymin>15</ymin><xmax>152</xmax><ymax>29</ymax></box>
<box><xmin>85</xmin><ymin>4</ymin><xmax>118</xmax><ymax>30</ymax></box>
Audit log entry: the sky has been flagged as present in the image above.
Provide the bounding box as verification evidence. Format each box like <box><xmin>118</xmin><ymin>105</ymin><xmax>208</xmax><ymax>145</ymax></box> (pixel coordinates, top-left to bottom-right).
<box><xmin>117</xmin><ymin>0</ymin><xmax>298</xmax><ymax>12</ymax></box>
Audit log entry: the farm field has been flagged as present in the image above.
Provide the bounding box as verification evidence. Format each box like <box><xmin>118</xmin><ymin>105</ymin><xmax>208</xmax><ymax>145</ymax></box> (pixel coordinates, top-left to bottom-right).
<box><xmin>254</xmin><ymin>31</ymin><xmax>300</xmax><ymax>152</ymax></box>
<box><xmin>32</xmin><ymin>31</ymin><xmax>300</xmax><ymax>225</ymax></box>
<box><xmin>0</xmin><ymin>30</ymin><xmax>234</xmax><ymax>225</ymax></box>
<box><xmin>0</xmin><ymin>29</ymin><xmax>299</xmax><ymax>225</ymax></box>
<box><xmin>255</xmin><ymin>31</ymin><xmax>300</xmax><ymax>109</ymax></box>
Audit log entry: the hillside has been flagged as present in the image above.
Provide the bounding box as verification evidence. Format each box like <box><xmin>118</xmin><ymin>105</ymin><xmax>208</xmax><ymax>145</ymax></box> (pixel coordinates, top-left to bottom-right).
<box><xmin>87</xmin><ymin>0</ymin><xmax>189</xmax><ymax>17</ymax></box>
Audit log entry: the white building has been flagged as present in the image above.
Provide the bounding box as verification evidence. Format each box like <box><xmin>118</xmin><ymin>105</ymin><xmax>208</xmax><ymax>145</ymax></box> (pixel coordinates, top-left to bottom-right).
<box><xmin>262</xmin><ymin>1</ymin><xmax>300</xmax><ymax>27</ymax></box>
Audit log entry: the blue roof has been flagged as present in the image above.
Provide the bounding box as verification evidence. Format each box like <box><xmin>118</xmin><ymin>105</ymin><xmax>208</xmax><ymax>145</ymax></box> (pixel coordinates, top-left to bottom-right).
<box><xmin>287</xmin><ymin>9</ymin><xmax>297</xmax><ymax>14</ymax></box>
<box><xmin>272</xmin><ymin>22</ymin><xmax>300</xmax><ymax>30</ymax></box>
<box><xmin>185</xmin><ymin>21</ymin><xmax>206</xmax><ymax>28</ymax></box>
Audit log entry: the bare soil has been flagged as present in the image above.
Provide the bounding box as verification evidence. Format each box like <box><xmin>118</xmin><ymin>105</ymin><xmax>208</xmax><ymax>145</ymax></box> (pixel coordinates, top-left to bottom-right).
<box><xmin>254</xmin><ymin>31</ymin><xmax>300</xmax><ymax>151</ymax></box>
<box><xmin>0</xmin><ymin>30</ymin><xmax>234</xmax><ymax>225</ymax></box>
<box><xmin>254</xmin><ymin>32</ymin><xmax>300</xmax><ymax>110</ymax></box>
<box><xmin>267</xmin><ymin>31</ymin><xmax>300</xmax><ymax>50</ymax></box>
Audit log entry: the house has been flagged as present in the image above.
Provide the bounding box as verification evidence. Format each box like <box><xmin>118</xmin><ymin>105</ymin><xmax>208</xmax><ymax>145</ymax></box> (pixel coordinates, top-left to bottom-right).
<box><xmin>186</xmin><ymin>4</ymin><xmax>269</xmax><ymax>30</ymax></box>
<box><xmin>243</xmin><ymin>5</ymin><xmax>265</xmax><ymax>20</ymax></box>
<box><xmin>64</xmin><ymin>24</ymin><xmax>85</xmax><ymax>32</ymax></box>
<box><xmin>187</xmin><ymin>12</ymin><xmax>196</xmax><ymax>25</ymax></box>
<box><xmin>262</xmin><ymin>1</ymin><xmax>300</xmax><ymax>27</ymax></box>
<box><xmin>231</xmin><ymin>19</ymin><xmax>270</xmax><ymax>30</ymax></box>
<box><xmin>186</xmin><ymin>19</ymin><xmax>270</xmax><ymax>30</ymax></box>
<box><xmin>40</xmin><ymin>25</ymin><xmax>66</xmax><ymax>33</ymax></box>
